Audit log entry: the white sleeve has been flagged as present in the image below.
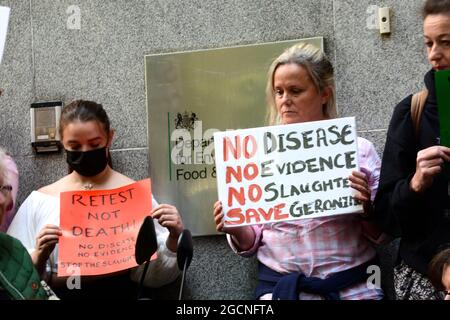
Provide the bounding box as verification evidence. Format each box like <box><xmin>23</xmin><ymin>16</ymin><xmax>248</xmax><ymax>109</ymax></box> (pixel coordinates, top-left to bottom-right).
<box><xmin>7</xmin><ymin>193</ymin><xmax>39</xmax><ymax>255</ymax></box>
<box><xmin>129</xmin><ymin>196</ymin><xmax>181</xmax><ymax>288</ymax></box>
<box><xmin>7</xmin><ymin>192</ymin><xmax>60</xmax><ymax>273</ymax></box>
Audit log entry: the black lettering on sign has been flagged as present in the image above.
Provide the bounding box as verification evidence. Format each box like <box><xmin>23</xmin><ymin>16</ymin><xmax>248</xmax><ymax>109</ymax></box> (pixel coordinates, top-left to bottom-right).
<box><xmin>260</xmin><ymin>160</ymin><xmax>274</xmax><ymax>177</ymax></box>
<box><xmin>72</xmin><ymin>189</ymin><xmax>135</xmax><ymax>207</ymax></box>
<box><xmin>87</xmin><ymin>210</ymin><xmax>120</xmax><ymax>220</ymax></box>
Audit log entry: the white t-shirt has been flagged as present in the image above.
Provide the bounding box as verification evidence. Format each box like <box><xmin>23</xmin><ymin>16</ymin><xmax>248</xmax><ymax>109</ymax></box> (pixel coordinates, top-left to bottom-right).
<box><xmin>7</xmin><ymin>191</ymin><xmax>180</xmax><ymax>288</ymax></box>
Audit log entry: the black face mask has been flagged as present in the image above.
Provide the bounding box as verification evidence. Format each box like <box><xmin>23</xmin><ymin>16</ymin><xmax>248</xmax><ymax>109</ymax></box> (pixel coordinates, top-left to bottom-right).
<box><xmin>66</xmin><ymin>147</ymin><xmax>109</xmax><ymax>177</ymax></box>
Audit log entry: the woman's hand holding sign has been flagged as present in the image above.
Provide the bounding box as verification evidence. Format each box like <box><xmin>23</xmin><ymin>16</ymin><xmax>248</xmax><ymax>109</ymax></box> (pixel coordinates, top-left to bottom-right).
<box><xmin>410</xmin><ymin>146</ymin><xmax>450</xmax><ymax>193</ymax></box>
<box><xmin>349</xmin><ymin>171</ymin><xmax>372</xmax><ymax>218</ymax></box>
<box><xmin>213</xmin><ymin>201</ymin><xmax>255</xmax><ymax>252</ymax></box>
<box><xmin>349</xmin><ymin>171</ymin><xmax>385</xmax><ymax>242</ymax></box>
<box><xmin>151</xmin><ymin>204</ymin><xmax>184</xmax><ymax>253</ymax></box>
<box><xmin>32</xmin><ymin>224</ymin><xmax>62</xmax><ymax>275</ymax></box>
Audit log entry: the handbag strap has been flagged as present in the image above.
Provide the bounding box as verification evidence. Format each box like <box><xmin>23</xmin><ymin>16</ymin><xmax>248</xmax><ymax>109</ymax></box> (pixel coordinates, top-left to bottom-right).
<box><xmin>411</xmin><ymin>89</ymin><xmax>428</xmax><ymax>137</ymax></box>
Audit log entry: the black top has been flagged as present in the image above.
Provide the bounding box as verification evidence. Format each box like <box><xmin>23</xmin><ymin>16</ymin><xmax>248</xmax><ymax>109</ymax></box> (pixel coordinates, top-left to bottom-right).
<box><xmin>374</xmin><ymin>69</ymin><xmax>450</xmax><ymax>275</ymax></box>
<box><xmin>53</xmin><ymin>271</ymin><xmax>138</xmax><ymax>300</ymax></box>
<box><xmin>0</xmin><ymin>288</ymin><xmax>11</xmax><ymax>300</ymax></box>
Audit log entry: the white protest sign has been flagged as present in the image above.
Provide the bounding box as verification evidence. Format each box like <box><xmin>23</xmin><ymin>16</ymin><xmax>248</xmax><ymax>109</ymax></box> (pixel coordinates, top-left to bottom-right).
<box><xmin>0</xmin><ymin>6</ymin><xmax>10</xmax><ymax>64</ymax></box>
<box><xmin>214</xmin><ymin>117</ymin><xmax>362</xmax><ymax>227</ymax></box>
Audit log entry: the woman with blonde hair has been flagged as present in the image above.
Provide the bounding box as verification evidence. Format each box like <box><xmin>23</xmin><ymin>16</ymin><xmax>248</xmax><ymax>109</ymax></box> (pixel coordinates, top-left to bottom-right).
<box><xmin>213</xmin><ymin>42</ymin><xmax>384</xmax><ymax>300</ymax></box>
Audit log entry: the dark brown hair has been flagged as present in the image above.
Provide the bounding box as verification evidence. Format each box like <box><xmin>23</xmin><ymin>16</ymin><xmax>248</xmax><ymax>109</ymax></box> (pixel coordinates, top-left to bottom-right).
<box><xmin>60</xmin><ymin>100</ymin><xmax>113</xmax><ymax>170</ymax></box>
<box><xmin>60</xmin><ymin>100</ymin><xmax>111</xmax><ymax>138</ymax></box>
<box><xmin>423</xmin><ymin>0</ymin><xmax>450</xmax><ymax>19</ymax></box>
<box><xmin>428</xmin><ymin>247</ymin><xmax>450</xmax><ymax>290</ymax></box>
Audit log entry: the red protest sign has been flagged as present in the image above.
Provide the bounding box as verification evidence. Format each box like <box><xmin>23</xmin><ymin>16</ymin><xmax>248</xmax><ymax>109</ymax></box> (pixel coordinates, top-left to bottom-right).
<box><xmin>58</xmin><ymin>179</ymin><xmax>155</xmax><ymax>277</ymax></box>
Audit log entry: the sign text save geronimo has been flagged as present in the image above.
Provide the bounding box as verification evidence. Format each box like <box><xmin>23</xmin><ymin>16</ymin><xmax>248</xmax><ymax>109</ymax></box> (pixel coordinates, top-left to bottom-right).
<box><xmin>213</xmin><ymin>117</ymin><xmax>362</xmax><ymax>227</ymax></box>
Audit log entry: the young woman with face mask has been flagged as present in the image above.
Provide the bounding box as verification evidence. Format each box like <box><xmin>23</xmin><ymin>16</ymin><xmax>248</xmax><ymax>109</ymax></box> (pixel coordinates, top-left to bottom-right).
<box><xmin>7</xmin><ymin>100</ymin><xmax>184</xmax><ymax>299</ymax></box>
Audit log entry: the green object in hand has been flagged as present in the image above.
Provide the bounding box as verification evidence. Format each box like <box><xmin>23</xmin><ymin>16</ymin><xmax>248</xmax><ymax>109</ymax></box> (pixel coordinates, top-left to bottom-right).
<box><xmin>435</xmin><ymin>70</ymin><xmax>450</xmax><ymax>179</ymax></box>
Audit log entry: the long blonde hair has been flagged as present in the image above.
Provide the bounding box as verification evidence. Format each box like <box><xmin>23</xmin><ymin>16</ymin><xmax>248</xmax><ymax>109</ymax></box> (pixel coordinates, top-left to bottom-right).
<box><xmin>265</xmin><ymin>42</ymin><xmax>337</xmax><ymax>125</ymax></box>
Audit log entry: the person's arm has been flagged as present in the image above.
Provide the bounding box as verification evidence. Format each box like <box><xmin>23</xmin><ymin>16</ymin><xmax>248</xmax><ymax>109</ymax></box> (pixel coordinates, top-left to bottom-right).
<box><xmin>151</xmin><ymin>204</ymin><xmax>183</xmax><ymax>253</ymax></box>
<box><xmin>373</xmin><ymin>96</ymin><xmax>427</xmax><ymax>237</ymax></box>
<box><xmin>349</xmin><ymin>138</ymin><xmax>388</xmax><ymax>244</ymax></box>
<box><xmin>30</xmin><ymin>224</ymin><xmax>61</xmax><ymax>276</ymax></box>
<box><xmin>213</xmin><ymin>201</ymin><xmax>262</xmax><ymax>256</ymax></box>
<box><xmin>409</xmin><ymin>146</ymin><xmax>450</xmax><ymax>193</ymax></box>
<box><xmin>130</xmin><ymin>218</ymin><xmax>180</xmax><ymax>288</ymax></box>
<box><xmin>129</xmin><ymin>197</ymin><xmax>182</xmax><ymax>288</ymax></box>
<box><xmin>8</xmin><ymin>192</ymin><xmax>62</xmax><ymax>281</ymax></box>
